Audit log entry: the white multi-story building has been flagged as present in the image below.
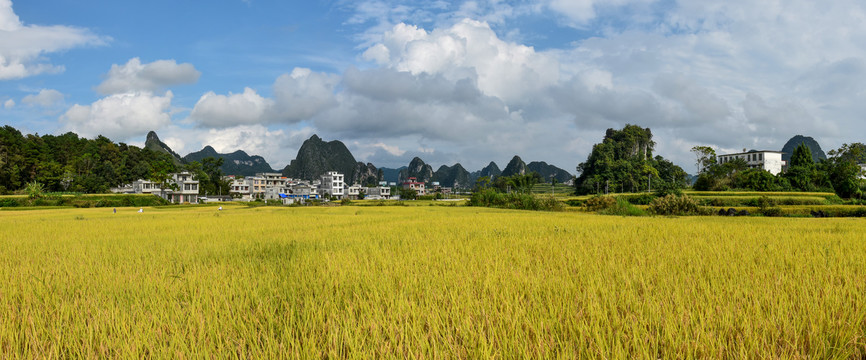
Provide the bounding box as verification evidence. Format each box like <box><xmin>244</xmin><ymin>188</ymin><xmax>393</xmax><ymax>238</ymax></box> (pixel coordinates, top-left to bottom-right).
<box><xmin>129</xmin><ymin>171</ymin><xmax>199</xmax><ymax>203</ymax></box>
<box><xmin>168</xmin><ymin>172</ymin><xmax>199</xmax><ymax>204</ymax></box>
<box><xmin>717</xmin><ymin>150</ymin><xmax>786</xmax><ymax>175</ymax></box>
<box><xmin>320</xmin><ymin>171</ymin><xmax>344</xmax><ymax>199</ymax></box>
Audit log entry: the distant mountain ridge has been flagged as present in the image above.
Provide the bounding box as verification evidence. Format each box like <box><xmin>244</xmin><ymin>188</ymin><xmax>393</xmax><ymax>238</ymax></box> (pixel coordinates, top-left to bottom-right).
<box><xmin>527</xmin><ymin>161</ymin><xmax>573</xmax><ymax>183</ymax></box>
<box><xmin>389</xmin><ymin>156</ymin><xmax>571</xmax><ymax>188</ymax></box>
<box><xmin>183</xmin><ymin>145</ymin><xmax>275</xmax><ymax>177</ymax></box>
<box><xmin>147</xmin><ymin>131</ymin><xmax>279</xmax><ymax>176</ymax></box>
<box><xmin>147</xmin><ymin>131</ymin><xmax>574</xmax><ymax>185</ymax></box>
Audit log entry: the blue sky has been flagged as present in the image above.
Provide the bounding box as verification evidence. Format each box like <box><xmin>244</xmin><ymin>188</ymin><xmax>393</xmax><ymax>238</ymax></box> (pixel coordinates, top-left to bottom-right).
<box><xmin>2</xmin><ymin>0</ymin><xmax>866</xmax><ymax>173</ymax></box>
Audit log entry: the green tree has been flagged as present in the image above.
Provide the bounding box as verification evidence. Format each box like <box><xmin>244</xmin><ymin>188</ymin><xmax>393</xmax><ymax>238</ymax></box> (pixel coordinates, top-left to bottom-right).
<box><xmin>576</xmin><ymin>125</ymin><xmax>685</xmax><ymax>195</ymax></box>
<box><xmin>825</xmin><ymin>143</ymin><xmax>865</xmax><ymax>199</ymax></box>
<box><xmin>785</xmin><ymin>142</ymin><xmax>817</xmax><ymax>191</ymax></box>
<box><xmin>474</xmin><ymin>176</ymin><xmax>491</xmax><ymax>191</ymax></box>
<box><xmin>150</xmin><ymin>159</ymin><xmax>178</xmax><ymax>199</ymax></box>
<box><xmin>733</xmin><ymin>169</ymin><xmax>780</xmax><ymax>192</ymax></box>
<box><xmin>25</xmin><ymin>181</ymin><xmax>44</xmax><ymax>199</ymax></box>
<box><xmin>494</xmin><ymin>172</ymin><xmax>542</xmax><ymax>193</ymax></box>
<box><xmin>690</xmin><ymin>145</ymin><xmax>716</xmax><ymax>174</ymax></box>
<box><xmin>397</xmin><ymin>187</ymin><xmax>417</xmax><ymax>200</ymax></box>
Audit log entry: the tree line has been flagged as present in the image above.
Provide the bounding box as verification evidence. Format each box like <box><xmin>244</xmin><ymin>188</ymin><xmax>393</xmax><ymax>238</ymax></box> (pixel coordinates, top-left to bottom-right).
<box><xmin>0</xmin><ymin>126</ymin><xmax>229</xmax><ymax>196</ymax></box>
<box><xmin>692</xmin><ymin>142</ymin><xmax>865</xmax><ymax>198</ymax></box>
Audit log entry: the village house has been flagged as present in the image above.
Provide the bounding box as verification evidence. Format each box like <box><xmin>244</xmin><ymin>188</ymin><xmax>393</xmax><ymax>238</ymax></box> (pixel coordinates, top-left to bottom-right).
<box><xmin>346</xmin><ymin>184</ymin><xmax>364</xmax><ymax>200</ymax></box>
<box><xmin>717</xmin><ymin>150</ymin><xmax>786</xmax><ymax>176</ymax></box>
<box><xmin>402</xmin><ymin>177</ymin><xmax>426</xmax><ymax>196</ymax></box>
<box><xmin>167</xmin><ymin>172</ymin><xmax>200</xmax><ymax>204</ymax></box>
<box><xmin>364</xmin><ymin>186</ymin><xmax>391</xmax><ymax>200</ymax></box>
<box><xmin>125</xmin><ymin>171</ymin><xmax>199</xmax><ymax>203</ymax></box>
<box><xmin>320</xmin><ymin>171</ymin><xmax>345</xmax><ymax>199</ymax></box>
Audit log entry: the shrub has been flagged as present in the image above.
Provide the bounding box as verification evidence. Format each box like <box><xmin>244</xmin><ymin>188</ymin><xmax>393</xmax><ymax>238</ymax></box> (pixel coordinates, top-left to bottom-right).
<box><xmin>0</xmin><ymin>198</ymin><xmax>20</xmax><ymax>207</ymax></box>
<box><xmin>624</xmin><ymin>193</ymin><xmax>656</xmax><ymax>205</ymax></box>
<box><xmin>825</xmin><ymin>195</ymin><xmax>844</xmax><ymax>205</ymax></box>
<box><xmin>649</xmin><ymin>195</ymin><xmax>710</xmax><ymax>216</ymax></box>
<box><xmin>600</xmin><ymin>197</ymin><xmax>647</xmax><ymax>216</ymax></box>
<box><xmin>755</xmin><ymin>196</ymin><xmax>777</xmax><ymax>209</ymax></box>
<box><xmin>653</xmin><ymin>182</ymin><xmax>683</xmax><ymax>197</ymax></box>
<box><xmin>760</xmin><ymin>207</ymin><xmax>784</xmax><ymax>217</ymax></box>
<box><xmin>467</xmin><ymin>189</ymin><xmax>562</xmax><ymax>211</ymax></box>
<box><xmin>26</xmin><ymin>182</ymin><xmax>44</xmax><ymax>199</ymax></box>
<box><xmin>584</xmin><ymin>196</ymin><xmax>617</xmax><ymax>212</ymax></box>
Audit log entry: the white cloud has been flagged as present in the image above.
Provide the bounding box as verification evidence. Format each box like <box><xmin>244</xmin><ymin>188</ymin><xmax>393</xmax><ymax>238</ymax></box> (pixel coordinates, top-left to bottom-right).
<box><xmin>22</xmin><ymin>88</ymin><xmax>64</xmax><ymax>107</ymax></box>
<box><xmin>317</xmin><ymin>67</ymin><xmax>517</xmax><ymax>143</ymax></box>
<box><xmin>60</xmin><ymin>91</ymin><xmax>173</xmax><ymax>140</ymax></box>
<box><xmin>351</xmin><ymin>140</ymin><xmax>408</xmax><ymax>161</ymax></box>
<box><xmin>3</xmin><ymin>98</ymin><xmax>12</xmax><ymax>109</ymax></box>
<box><xmin>140</xmin><ymin>0</ymin><xmax>866</xmax><ymax>172</ymax></box>
<box><xmin>189</xmin><ymin>87</ymin><xmax>274</xmax><ymax>127</ymax></box>
<box><xmin>189</xmin><ymin>67</ymin><xmax>337</xmax><ymax>128</ymax></box>
<box><xmin>272</xmin><ymin>68</ymin><xmax>339</xmax><ymax>122</ymax></box>
<box><xmin>546</xmin><ymin>0</ymin><xmax>596</xmax><ymax>24</ymax></box>
<box><xmin>0</xmin><ymin>0</ymin><xmax>107</xmax><ymax>80</ymax></box>
<box><xmin>364</xmin><ymin>19</ymin><xmax>559</xmax><ymax>104</ymax></box>
<box><xmin>96</xmin><ymin>57</ymin><xmax>200</xmax><ymax>94</ymax></box>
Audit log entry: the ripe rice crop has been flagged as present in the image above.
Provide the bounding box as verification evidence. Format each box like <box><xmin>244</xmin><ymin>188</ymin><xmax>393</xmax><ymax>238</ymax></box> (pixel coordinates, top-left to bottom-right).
<box><xmin>1</xmin><ymin>205</ymin><xmax>864</xmax><ymax>357</ymax></box>
<box><xmin>684</xmin><ymin>191</ymin><xmax>837</xmax><ymax>198</ymax></box>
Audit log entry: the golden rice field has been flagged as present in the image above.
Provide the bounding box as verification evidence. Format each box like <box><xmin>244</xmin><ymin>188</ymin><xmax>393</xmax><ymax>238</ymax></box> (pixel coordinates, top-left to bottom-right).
<box><xmin>1</xmin><ymin>204</ymin><xmax>865</xmax><ymax>358</ymax></box>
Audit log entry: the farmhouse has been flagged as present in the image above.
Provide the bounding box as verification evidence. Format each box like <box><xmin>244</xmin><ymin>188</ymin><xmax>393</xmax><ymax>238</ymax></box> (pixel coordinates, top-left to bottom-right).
<box><xmin>124</xmin><ymin>171</ymin><xmax>199</xmax><ymax>203</ymax></box>
<box><xmin>402</xmin><ymin>177</ymin><xmax>426</xmax><ymax>196</ymax></box>
<box><xmin>717</xmin><ymin>150</ymin><xmax>786</xmax><ymax>176</ymax></box>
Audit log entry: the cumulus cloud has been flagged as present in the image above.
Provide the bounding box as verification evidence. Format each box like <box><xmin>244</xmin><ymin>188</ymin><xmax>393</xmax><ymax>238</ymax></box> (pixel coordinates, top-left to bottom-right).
<box><xmin>60</xmin><ymin>91</ymin><xmax>173</xmax><ymax>140</ymax></box>
<box><xmin>96</xmin><ymin>57</ymin><xmax>200</xmax><ymax>94</ymax></box>
<box><xmin>170</xmin><ymin>0</ymin><xmax>866</xmax><ymax>172</ymax></box>
<box><xmin>22</xmin><ymin>88</ymin><xmax>64</xmax><ymax>107</ymax></box>
<box><xmin>272</xmin><ymin>68</ymin><xmax>339</xmax><ymax>121</ymax></box>
<box><xmin>317</xmin><ymin>67</ymin><xmax>517</xmax><ymax>142</ymax></box>
<box><xmin>189</xmin><ymin>87</ymin><xmax>274</xmax><ymax>127</ymax></box>
<box><xmin>0</xmin><ymin>0</ymin><xmax>106</xmax><ymax>80</ymax></box>
<box><xmin>363</xmin><ymin>19</ymin><xmax>559</xmax><ymax>104</ymax></box>
<box><xmin>3</xmin><ymin>98</ymin><xmax>13</xmax><ymax>109</ymax></box>
<box><xmin>189</xmin><ymin>67</ymin><xmax>336</xmax><ymax>128</ymax></box>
